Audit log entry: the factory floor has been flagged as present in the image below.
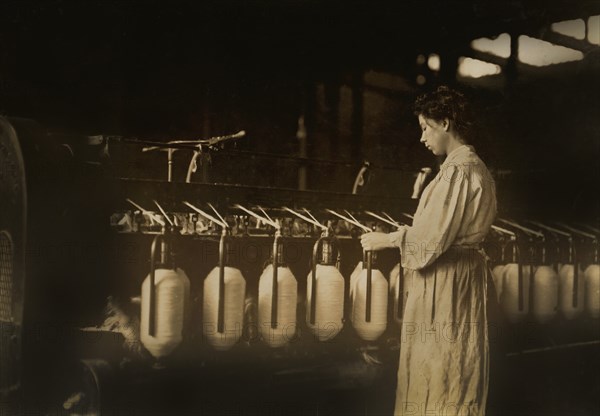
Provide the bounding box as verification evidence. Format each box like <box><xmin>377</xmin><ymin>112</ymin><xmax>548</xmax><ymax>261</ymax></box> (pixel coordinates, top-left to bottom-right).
<box><xmin>491</xmin><ymin>320</ymin><xmax>600</xmax><ymax>416</ymax></box>
<box><xmin>9</xmin><ymin>320</ymin><xmax>600</xmax><ymax>415</ymax></box>
<box><xmin>183</xmin><ymin>338</ymin><xmax>600</xmax><ymax>416</ymax></box>
<box><xmin>319</xmin><ymin>321</ymin><xmax>600</xmax><ymax>416</ymax></box>
<box><xmin>496</xmin><ymin>341</ymin><xmax>600</xmax><ymax>416</ymax></box>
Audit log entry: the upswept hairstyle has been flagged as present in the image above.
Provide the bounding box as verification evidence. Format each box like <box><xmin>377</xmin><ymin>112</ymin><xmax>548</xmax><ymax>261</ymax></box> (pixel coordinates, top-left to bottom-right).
<box><xmin>414</xmin><ymin>85</ymin><xmax>475</xmax><ymax>142</ymax></box>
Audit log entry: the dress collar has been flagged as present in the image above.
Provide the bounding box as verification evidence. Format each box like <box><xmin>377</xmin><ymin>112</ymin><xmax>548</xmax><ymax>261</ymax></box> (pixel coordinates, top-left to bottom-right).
<box><xmin>441</xmin><ymin>144</ymin><xmax>473</xmax><ymax>167</ymax></box>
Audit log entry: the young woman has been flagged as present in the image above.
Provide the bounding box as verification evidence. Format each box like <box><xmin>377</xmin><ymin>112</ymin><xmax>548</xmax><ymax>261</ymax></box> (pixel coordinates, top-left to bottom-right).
<box><xmin>361</xmin><ymin>86</ymin><xmax>497</xmax><ymax>416</ymax></box>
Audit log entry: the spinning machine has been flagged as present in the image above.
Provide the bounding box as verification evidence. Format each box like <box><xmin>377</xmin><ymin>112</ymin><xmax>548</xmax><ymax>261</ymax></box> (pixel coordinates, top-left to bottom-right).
<box><xmin>1</xmin><ymin>116</ymin><xmax>598</xmax><ymax>415</ymax></box>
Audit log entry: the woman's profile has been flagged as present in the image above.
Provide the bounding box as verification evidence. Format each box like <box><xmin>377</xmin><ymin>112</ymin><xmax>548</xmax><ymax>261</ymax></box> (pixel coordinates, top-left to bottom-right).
<box><xmin>361</xmin><ymin>85</ymin><xmax>498</xmax><ymax>416</ymax></box>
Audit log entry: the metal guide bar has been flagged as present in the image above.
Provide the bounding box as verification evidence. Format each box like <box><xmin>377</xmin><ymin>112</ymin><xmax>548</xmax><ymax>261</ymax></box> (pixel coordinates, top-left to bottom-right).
<box><xmin>115</xmin><ymin>178</ymin><xmax>418</xmax><ymax>216</ymax></box>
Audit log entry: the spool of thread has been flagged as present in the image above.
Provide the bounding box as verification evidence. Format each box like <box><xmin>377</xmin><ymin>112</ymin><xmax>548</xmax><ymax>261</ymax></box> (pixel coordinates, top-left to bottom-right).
<box><xmin>203</xmin><ymin>266</ymin><xmax>246</xmax><ymax>350</ymax></box>
<box><xmin>584</xmin><ymin>264</ymin><xmax>600</xmax><ymax>318</ymax></box>
<box><xmin>140</xmin><ymin>268</ymin><xmax>185</xmax><ymax>358</ymax></box>
<box><xmin>531</xmin><ymin>265</ymin><xmax>558</xmax><ymax>323</ymax></box>
<box><xmin>558</xmin><ymin>264</ymin><xmax>584</xmax><ymax>319</ymax></box>
<box><xmin>258</xmin><ymin>264</ymin><xmax>298</xmax><ymax>347</ymax></box>
<box><xmin>348</xmin><ymin>261</ymin><xmax>363</xmax><ymax>323</ymax></box>
<box><xmin>501</xmin><ymin>263</ymin><xmax>531</xmax><ymax>323</ymax></box>
<box><xmin>584</xmin><ymin>241</ymin><xmax>599</xmax><ymax>318</ymax></box>
<box><xmin>177</xmin><ymin>268</ymin><xmax>191</xmax><ymax>335</ymax></box>
<box><xmin>492</xmin><ymin>264</ymin><xmax>506</xmax><ymax>303</ymax></box>
<box><xmin>352</xmin><ymin>252</ymin><xmax>388</xmax><ymax>341</ymax></box>
<box><xmin>306</xmin><ymin>264</ymin><xmax>345</xmax><ymax>341</ymax></box>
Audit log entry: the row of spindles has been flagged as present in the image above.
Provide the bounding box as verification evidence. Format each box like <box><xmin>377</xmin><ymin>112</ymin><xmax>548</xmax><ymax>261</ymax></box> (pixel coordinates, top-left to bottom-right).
<box><xmin>133</xmin><ymin>201</ymin><xmax>599</xmax><ymax>359</ymax></box>
<box><xmin>137</xmin><ymin>203</ymin><xmax>411</xmax><ymax>359</ymax></box>
<box><xmin>491</xmin><ymin>221</ymin><xmax>600</xmax><ymax>323</ymax></box>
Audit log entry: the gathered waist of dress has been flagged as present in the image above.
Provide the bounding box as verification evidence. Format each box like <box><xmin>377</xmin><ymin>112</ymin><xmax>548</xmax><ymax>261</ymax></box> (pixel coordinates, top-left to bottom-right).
<box><xmin>434</xmin><ymin>243</ymin><xmax>486</xmax><ymax>266</ymax></box>
<box><xmin>448</xmin><ymin>243</ymin><xmax>482</xmax><ymax>250</ymax></box>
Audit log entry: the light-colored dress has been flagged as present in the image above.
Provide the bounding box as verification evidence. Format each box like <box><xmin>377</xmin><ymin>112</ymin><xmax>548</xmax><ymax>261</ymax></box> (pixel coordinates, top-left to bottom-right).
<box><xmin>389</xmin><ymin>145</ymin><xmax>497</xmax><ymax>416</ymax></box>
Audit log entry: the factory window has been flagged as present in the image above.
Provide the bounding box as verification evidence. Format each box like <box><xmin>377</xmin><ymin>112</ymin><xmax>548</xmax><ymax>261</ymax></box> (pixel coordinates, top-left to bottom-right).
<box><xmin>427</xmin><ymin>54</ymin><xmax>440</xmax><ymax>71</ymax></box>
<box><xmin>457</xmin><ymin>57</ymin><xmax>502</xmax><ymax>78</ymax></box>
<box><xmin>589</xmin><ymin>15</ymin><xmax>600</xmax><ymax>45</ymax></box>
<box><xmin>470</xmin><ymin>33</ymin><xmax>511</xmax><ymax>58</ymax></box>
<box><xmin>551</xmin><ymin>19</ymin><xmax>586</xmax><ymax>40</ymax></box>
<box><xmin>518</xmin><ymin>35</ymin><xmax>584</xmax><ymax>66</ymax></box>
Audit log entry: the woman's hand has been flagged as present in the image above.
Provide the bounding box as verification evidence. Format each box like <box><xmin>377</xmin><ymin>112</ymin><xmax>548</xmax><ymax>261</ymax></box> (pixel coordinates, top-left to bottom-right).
<box><xmin>360</xmin><ymin>232</ymin><xmax>394</xmax><ymax>251</ymax></box>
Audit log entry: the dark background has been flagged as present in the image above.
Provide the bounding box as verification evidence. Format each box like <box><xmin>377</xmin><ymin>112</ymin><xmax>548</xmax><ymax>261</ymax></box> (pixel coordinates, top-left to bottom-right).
<box><xmin>1</xmin><ymin>0</ymin><xmax>599</xmax><ymax>221</ymax></box>
<box><xmin>1</xmin><ymin>2</ymin><xmax>599</xmax><ymax>415</ymax></box>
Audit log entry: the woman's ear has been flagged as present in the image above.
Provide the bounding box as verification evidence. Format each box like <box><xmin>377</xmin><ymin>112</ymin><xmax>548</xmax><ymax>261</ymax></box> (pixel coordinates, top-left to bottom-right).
<box><xmin>442</xmin><ymin>118</ymin><xmax>450</xmax><ymax>132</ymax></box>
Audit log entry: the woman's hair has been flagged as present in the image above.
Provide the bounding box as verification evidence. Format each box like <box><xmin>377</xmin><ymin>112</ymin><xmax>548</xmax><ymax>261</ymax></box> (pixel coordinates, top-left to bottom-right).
<box><xmin>414</xmin><ymin>85</ymin><xmax>474</xmax><ymax>142</ymax></box>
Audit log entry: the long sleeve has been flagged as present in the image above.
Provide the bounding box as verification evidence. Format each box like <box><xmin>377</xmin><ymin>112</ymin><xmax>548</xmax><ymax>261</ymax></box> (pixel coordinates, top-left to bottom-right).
<box><xmin>390</xmin><ymin>163</ymin><xmax>472</xmax><ymax>270</ymax></box>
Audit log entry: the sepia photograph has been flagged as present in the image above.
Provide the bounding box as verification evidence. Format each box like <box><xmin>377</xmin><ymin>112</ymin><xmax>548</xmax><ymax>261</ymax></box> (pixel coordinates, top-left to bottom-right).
<box><xmin>0</xmin><ymin>1</ymin><xmax>599</xmax><ymax>415</ymax></box>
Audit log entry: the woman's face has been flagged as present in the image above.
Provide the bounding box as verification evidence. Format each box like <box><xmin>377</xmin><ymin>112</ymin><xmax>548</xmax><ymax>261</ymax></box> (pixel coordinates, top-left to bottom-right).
<box><xmin>418</xmin><ymin>114</ymin><xmax>449</xmax><ymax>156</ymax></box>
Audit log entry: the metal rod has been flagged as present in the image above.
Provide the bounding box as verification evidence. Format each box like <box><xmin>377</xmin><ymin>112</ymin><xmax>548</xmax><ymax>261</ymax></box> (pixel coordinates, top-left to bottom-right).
<box><xmin>148</xmin><ymin>235</ymin><xmax>163</xmax><ymax>337</ymax></box>
<box><xmin>365</xmin><ymin>211</ymin><xmax>401</xmax><ymax>228</ymax></box>
<box><xmin>310</xmin><ymin>237</ymin><xmax>325</xmax><ymax>325</ymax></box>
<box><xmin>552</xmin><ymin>221</ymin><xmax>588</xmax><ymax>306</ymax></box>
<box><xmin>167</xmin><ymin>149</ymin><xmax>173</xmax><ymax>182</ymax></box>
<box><xmin>183</xmin><ymin>201</ymin><xmax>227</xmax><ymax>228</ymax></box>
<box><xmin>491</xmin><ymin>224</ymin><xmax>517</xmax><ymax>237</ymax></box>
<box><xmin>517</xmin><ymin>244</ymin><xmax>524</xmax><ymax>312</ymax></box>
<box><xmin>283</xmin><ymin>207</ymin><xmax>327</xmax><ymax>230</ymax></box>
<box><xmin>401</xmin><ymin>212</ymin><xmax>414</xmax><ymax>222</ymax></box>
<box><xmin>497</xmin><ymin>218</ymin><xmax>544</xmax><ymax>238</ymax></box>
<box><xmin>258</xmin><ymin>206</ymin><xmax>275</xmax><ymax>225</ymax></box>
<box><xmin>555</xmin><ymin>223</ymin><xmax>597</xmax><ymax>240</ymax></box>
<box><xmin>573</xmin><ymin>242</ymin><xmax>579</xmax><ymax>308</ymax></box>
<box><xmin>271</xmin><ymin>232</ymin><xmax>281</xmax><ymax>329</ymax></box>
<box><xmin>202</xmin><ymin>148</ymin><xmax>407</xmax><ymax>171</ymax></box>
<box><xmin>218</xmin><ymin>229</ymin><xmax>226</xmax><ymax>333</ymax></box>
<box><xmin>365</xmin><ymin>251</ymin><xmax>373</xmax><ymax>322</ymax></box>
<box><xmin>325</xmin><ymin>209</ymin><xmax>370</xmax><ymax>232</ymax></box>
<box><xmin>528</xmin><ymin>252</ymin><xmax>535</xmax><ymax>315</ymax></box>
<box><xmin>135</xmin><ymin>130</ymin><xmax>246</xmax><ymax>152</ymax></box>
<box><xmin>344</xmin><ymin>210</ymin><xmax>364</xmax><ymax>228</ymax></box>
<box><xmin>302</xmin><ymin>208</ymin><xmax>320</xmax><ymax>225</ymax></box>
<box><xmin>234</xmin><ymin>204</ymin><xmax>280</xmax><ymax>229</ymax></box>
<box><xmin>575</xmin><ymin>223</ymin><xmax>600</xmax><ymax>234</ymax></box>
<box><xmin>384</xmin><ymin>211</ymin><xmax>405</xmax><ymax>227</ymax></box>
<box><xmin>153</xmin><ymin>200</ymin><xmax>174</xmax><ymax>227</ymax></box>
<box><xmin>526</xmin><ymin>221</ymin><xmax>571</xmax><ymax>237</ymax></box>
<box><xmin>208</xmin><ymin>203</ymin><xmax>228</xmax><ymax>228</ymax></box>
<box><xmin>136</xmin><ymin>142</ymin><xmax>211</xmax><ymax>151</ymax></box>
<box><xmin>126</xmin><ymin>199</ymin><xmax>165</xmax><ymax>226</ymax></box>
